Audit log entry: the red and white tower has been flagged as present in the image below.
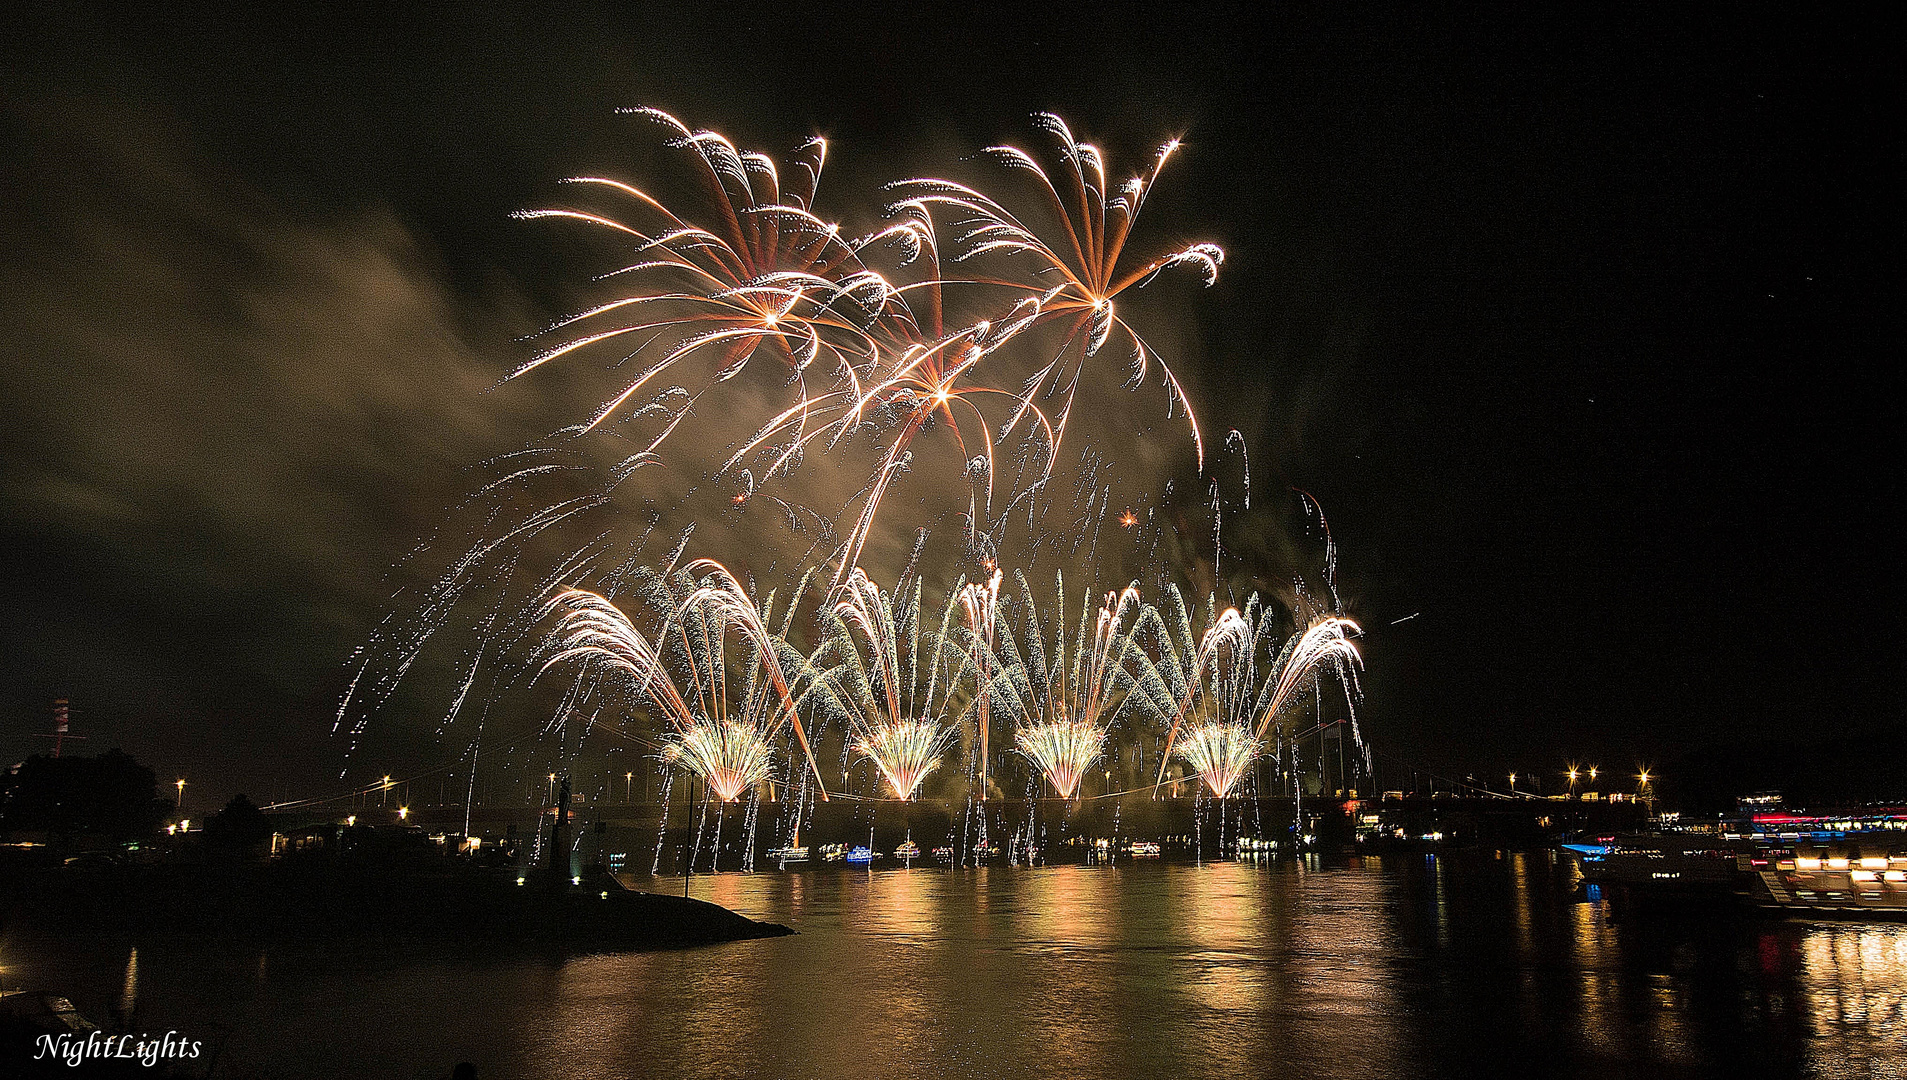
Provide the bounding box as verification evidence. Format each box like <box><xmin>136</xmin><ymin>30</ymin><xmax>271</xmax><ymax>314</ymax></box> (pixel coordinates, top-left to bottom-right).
<box><xmin>36</xmin><ymin>698</ymin><xmax>86</xmax><ymax>758</ymax></box>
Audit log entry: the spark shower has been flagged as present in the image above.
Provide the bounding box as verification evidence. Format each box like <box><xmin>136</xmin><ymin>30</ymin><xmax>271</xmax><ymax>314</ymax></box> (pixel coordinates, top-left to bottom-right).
<box><xmin>334</xmin><ymin>108</ymin><xmax>1364</xmax><ymax>825</ymax></box>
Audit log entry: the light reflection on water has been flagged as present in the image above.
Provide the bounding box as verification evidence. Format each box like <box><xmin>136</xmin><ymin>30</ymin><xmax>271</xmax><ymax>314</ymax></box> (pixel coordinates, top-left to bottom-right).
<box><xmin>3</xmin><ymin>857</ymin><xmax>1906</xmax><ymax>1079</ymax></box>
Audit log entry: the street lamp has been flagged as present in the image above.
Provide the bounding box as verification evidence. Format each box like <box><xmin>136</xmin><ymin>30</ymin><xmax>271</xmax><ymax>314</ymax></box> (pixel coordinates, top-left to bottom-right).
<box><xmin>1508</xmin><ymin>772</ymin><xmax>1517</xmax><ymax>796</ymax></box>
<box><xmin>381</xmin><ymin>775</ymin><xmax>392</xmax><ymax>806</ymax></box>
<box><xmin>175</xmin><ymin>779</ymin><xmax>187</xmax><ymax>809</ymax></box>
<box><xmin>398</xmin><ymin>806</ymin><xmax>409</xmax><ymax>821</ymax></box>
<box><xmin>548</xmin><ymin>773</ymin><xmax>558</xmax><ymax>805</ymax></box>
<box><xmin>625</xmin><ymin>771</ymin><xmax>634</xmax><ymax>803</ymax></box>
<box><xmin>1566</xmin><ymin>767</ymin><xmax>1580</xmax><ymax>798</ymax></box>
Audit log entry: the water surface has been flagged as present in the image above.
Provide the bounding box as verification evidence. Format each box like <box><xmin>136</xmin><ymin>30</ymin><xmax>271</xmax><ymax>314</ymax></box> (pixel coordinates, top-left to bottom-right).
<box><xmin>4</xmin><ymin>853</ymin><xmax>1903</xmax><ymax>1079</ymax></box>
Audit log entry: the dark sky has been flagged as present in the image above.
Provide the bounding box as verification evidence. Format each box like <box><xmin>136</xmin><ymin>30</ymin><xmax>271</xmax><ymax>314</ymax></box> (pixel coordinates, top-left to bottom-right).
<box><xmin>2</xmin><ymin>3</ymin><xmax>1899</xmax><ymax>805</ymax></box>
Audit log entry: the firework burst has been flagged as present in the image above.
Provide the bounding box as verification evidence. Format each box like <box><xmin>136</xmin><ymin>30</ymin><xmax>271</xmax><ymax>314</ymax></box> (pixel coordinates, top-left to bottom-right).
<box><xmin>1172</xmin><ymin>722</ymin><xmax>1264</xmax><ymax>800</ymax></box>
<box><xmin>851</xmin><ymin>718</ymin><xmax>951</xmax><ymax>803</ymax></box>
<box><xmin>892</xmin><ymin>113</ymin><xmax>1221</xmax><ymax>466</ymax></box>
<box><xmin>509</xmin><ymin>108</ymin><xmax>898</xmax><ymax>449</ymax></box>
<box><xmin>539</xmin><ymin>562</ymin><xmax>827</xmax><ymax>802</ymax></box>
<box><xmin>1011</xmin><ymin>717</ymin><xmax>1110</xmax><ymax>801</ymax></box>
<box><xmin>508</xmin><ymin>110</ymin><xmax>1217</xmax><ymax>591</ymax></box>
<box><xmin>660</xmin><ymin>720</ymin><xmax>775</xmax><ymax>802</ymax></box>
<box><xmin>1138</xmin><ymin>590</ymin><xmax>1363</xmax><ymax>799</ymax></box>
<box><xmin>992</xmin><ymin>572</ymin><xmax>1148</xmax><ymax>799</ymax></box>
<box><xmin>805</xmin><ymin>568</ymin><xmax>975</xmax><ymax>799</ymax></box>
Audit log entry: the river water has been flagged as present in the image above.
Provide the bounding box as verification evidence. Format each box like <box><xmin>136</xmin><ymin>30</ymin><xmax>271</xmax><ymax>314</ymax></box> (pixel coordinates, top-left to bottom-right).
<box><xmin>4</xmin><ymin>852</ymin><xmax>1904</xmax><ymax>1079</ymax></box>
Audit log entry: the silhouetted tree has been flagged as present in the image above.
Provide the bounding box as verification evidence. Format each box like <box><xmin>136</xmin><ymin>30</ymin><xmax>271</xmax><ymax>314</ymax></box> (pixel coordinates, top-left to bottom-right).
<box><xmin>0</xmin><ymin>749</ymin><xmax>166</xmax><ymax>845</ymax></box>
<box><xmin>203</xmin><ymin>793</ymin><xmax>273</xmax><ymax>857</ymax></box>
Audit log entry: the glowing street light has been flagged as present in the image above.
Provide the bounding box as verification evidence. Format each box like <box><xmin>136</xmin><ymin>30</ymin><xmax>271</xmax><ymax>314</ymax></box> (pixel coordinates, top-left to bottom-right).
<box><xmin>548</xmin><ymin>773</ymin><xmax>558</xmax><ymax>804</ymax></box>
<box><xmin>174</xmin><ymin>778</ymin><xmax>187</xmax><ymax>809</ymax></box>
<box><xmin>1508</xmin><ymin>772</ymin><xmax>1517</xmax><ymax>796</ymax></box>
<box><xmin>625</xmin><ymin>771</ymin><xmax>634</xmax><ymax>803</ymax></box>
<box><xmin>397</xmin><ymin>806</ymin><xmax>409</xmax><ymax>821</ymax></box>
<box><xmin>381</xmin><ymin>775</ymin><xmax>392</xmax><ymax>806</ymax></box>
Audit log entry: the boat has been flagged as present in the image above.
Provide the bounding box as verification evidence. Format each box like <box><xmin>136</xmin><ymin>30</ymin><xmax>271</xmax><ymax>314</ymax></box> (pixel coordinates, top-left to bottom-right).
<box><xmin>765</xmin><ymin>846</ymin><xmax>809</xmax><ymax>863</ymax></box>
<box><xmin>1565</xmin><ymin>834</ymin><xmax>1752</xmax><ymax>890</ymax></box>
<box><xmin>818</xmin><ymin>843</ymin><xmax>847</xmax><ymax>863</ymax></box>
<box><xmin>1129</xmin><ymin>841</ymin><xmax>1162</xmax><ymax>857</ymax></box>
<box><xmin>844</xmin><ymin>846</ymin><xmax>876</xmax><ymax>865</ymax></box>
<box><xmin>1564</xmin><ymin>805</ymin><xmax>1907</xmax><ymax>918</ymax></box>
<box><xmin>893</xmin><ymin>840</ymin><xmax>921</xmax><ymax>860</ymax></box>
<box><xmin>930</xmin><ymin>845</ymin><xmax>955</xmax><ymax>861</ymax></box>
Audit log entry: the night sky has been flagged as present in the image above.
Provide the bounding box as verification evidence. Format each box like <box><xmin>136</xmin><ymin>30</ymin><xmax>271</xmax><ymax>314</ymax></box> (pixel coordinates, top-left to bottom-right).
<box><xmin>3</xmin><ymin>4</ymin><xmax>1898</xmax><ymax>805</ymax></box>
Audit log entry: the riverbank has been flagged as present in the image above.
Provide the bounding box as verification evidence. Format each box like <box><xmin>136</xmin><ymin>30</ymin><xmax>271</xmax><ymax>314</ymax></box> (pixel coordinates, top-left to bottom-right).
<box><xmin>0</xmin><ymin>863</ymin><xmax>791</xmax><ymax>950</ymax></box>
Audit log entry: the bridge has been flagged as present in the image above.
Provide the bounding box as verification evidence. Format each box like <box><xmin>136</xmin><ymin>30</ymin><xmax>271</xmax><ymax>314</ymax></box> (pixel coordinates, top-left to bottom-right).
<box><xmin>271</xmin><ymin>791</ymin><xmax>1647</xmax><ymax>873</ymax></box>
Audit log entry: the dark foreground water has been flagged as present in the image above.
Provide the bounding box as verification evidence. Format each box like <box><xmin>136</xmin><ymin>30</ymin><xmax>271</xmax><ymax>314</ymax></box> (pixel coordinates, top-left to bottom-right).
<box><xmin>5</xmin><ymin>852</ymin><xmax>1905</xmax><ymax>1079</ymax></box>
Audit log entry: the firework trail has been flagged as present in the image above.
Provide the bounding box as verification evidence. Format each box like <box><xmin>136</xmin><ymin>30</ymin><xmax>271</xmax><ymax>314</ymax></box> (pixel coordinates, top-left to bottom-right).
<box><xmin>956</xmin><ymin>569</ymin><xmax>1003</xmax><ymax>797</ymax></box>
<box><xmin>1253</xmin><ymin>615</ymin><xmax>1363</xmax><ymax>742</ymax></box>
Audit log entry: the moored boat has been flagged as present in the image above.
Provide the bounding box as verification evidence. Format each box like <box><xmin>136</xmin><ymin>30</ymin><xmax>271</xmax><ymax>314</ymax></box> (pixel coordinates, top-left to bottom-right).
<box><xmin>1563</xmin><ymin>805</ymin><xmax>1907</xmax><ymax>918</ymax></box>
